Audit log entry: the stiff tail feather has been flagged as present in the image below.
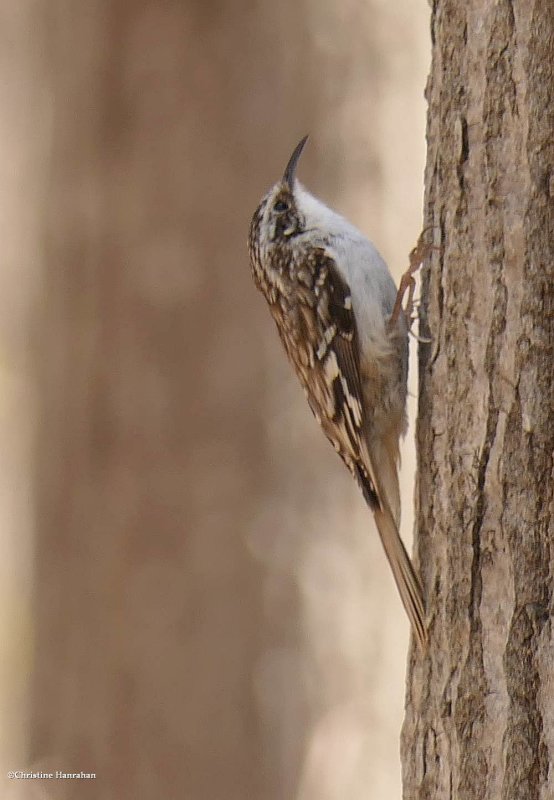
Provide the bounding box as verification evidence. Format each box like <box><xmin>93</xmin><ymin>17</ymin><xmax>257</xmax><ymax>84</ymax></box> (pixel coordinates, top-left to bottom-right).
<box><xmin>373</xmin><ymin>505</ymin><xmax>427</xmax><ymax>650</ymax></box>
<box><xmin>356</xmin><ymin>438</ymin><xmax>427</xmax><ymax>649</ymax></box>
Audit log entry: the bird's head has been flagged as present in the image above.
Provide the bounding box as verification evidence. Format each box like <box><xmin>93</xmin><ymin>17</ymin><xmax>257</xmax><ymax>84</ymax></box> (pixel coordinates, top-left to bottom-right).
<box><xmin>248</xmin><ymin>136</ymin><xmax>309</xmax><ymax>265</ymax></box>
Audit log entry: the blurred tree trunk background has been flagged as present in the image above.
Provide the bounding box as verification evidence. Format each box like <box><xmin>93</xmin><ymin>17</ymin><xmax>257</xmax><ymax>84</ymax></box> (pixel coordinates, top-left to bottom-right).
<box><xmin>0</xmin><ymin>3</ymin><xmax>428</xmax><ymax>799</ymax></box>
<box><xmin>403</xmin><ymin>2</ymin><xmax>554</xmax><ymax>798</ymax></box>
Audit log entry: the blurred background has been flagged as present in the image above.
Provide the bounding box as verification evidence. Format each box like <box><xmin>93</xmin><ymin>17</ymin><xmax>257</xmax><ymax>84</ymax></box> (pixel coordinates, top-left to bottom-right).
<box><xmin>0</xmin><ymin>2</ymin><xmax>429</xmax><ymax>799</ymax></box>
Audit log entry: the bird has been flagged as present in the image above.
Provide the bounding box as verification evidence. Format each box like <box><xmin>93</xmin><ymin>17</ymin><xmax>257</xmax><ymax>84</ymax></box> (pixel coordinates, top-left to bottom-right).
<box><xmin>248</xmin><ymin>136</ymin><xmax>427</xmax><ymax>649</ymax></box>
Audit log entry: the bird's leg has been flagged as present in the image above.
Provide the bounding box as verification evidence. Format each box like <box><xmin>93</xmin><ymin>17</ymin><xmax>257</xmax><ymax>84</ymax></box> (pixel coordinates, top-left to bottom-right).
<box><xmin>388</xmin><ymin>228</ymin><xmax>439</xmax><ymax>331</ymax></box>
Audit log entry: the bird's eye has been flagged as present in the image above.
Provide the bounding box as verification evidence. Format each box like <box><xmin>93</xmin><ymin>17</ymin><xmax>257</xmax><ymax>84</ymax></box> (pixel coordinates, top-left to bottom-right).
<box><xmin>274</xmin><ymin>200</ymin><xmax>288</xmax><ymax>213</ymax></box>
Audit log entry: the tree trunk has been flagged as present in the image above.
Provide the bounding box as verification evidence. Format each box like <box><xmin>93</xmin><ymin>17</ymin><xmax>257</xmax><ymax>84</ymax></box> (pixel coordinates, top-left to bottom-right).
<box><xmin>403</xmin><ymin>2</ymin><xmax>554</xmax><ymax>798</ymax></box>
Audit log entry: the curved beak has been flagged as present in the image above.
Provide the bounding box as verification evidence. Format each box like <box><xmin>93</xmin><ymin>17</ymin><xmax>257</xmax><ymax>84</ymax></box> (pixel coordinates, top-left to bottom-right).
<box><xmin>282</xmin><ymin>135</ymin><xmax>309</xmax><ymax>187</ymax></box>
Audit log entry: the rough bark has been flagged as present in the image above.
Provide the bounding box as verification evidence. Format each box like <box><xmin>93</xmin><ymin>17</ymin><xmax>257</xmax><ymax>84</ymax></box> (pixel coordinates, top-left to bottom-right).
<box><xmin>402</xmin><ymin>2</ymin><xmax>554</xmax><ymax>799</ymax></box>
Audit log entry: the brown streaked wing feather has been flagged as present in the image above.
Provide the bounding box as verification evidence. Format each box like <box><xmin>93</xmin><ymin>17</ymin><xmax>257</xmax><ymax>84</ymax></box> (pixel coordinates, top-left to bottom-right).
<box><xmin>312</xmin><ymin>255</ymin><xmax>381</xmax><ymax>507</ymax></box>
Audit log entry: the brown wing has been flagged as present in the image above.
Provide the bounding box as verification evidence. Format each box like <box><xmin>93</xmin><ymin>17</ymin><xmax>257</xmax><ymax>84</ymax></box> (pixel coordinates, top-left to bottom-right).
<box><xmin>282</xmin><ymin>250</ymin><xmax>380</xmax><ymax>509</ymax></box>
<box><xmin>272</xmin><ymin>250</ymin><xmax>427</xmax><ymax>647</ymax></box>
<box><xmin>322</xmin><ymin>257</ymin><xmax>427</xmax><ymax>646</ymax></box>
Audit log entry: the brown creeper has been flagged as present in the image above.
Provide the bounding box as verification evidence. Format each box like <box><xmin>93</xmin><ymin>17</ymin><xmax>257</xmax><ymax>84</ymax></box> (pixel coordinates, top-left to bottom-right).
<box><xmin>248</xmin><ymin>137</ymin><xmax>427</xmax><ymax>649</ymax></box>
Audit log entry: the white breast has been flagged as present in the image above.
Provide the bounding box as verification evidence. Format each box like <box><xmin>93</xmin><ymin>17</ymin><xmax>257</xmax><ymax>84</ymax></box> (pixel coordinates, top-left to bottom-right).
<box><xmin>295</xmin><ymin>184</ymin><xmax>401</xmax><ymax>360</ymax></box>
